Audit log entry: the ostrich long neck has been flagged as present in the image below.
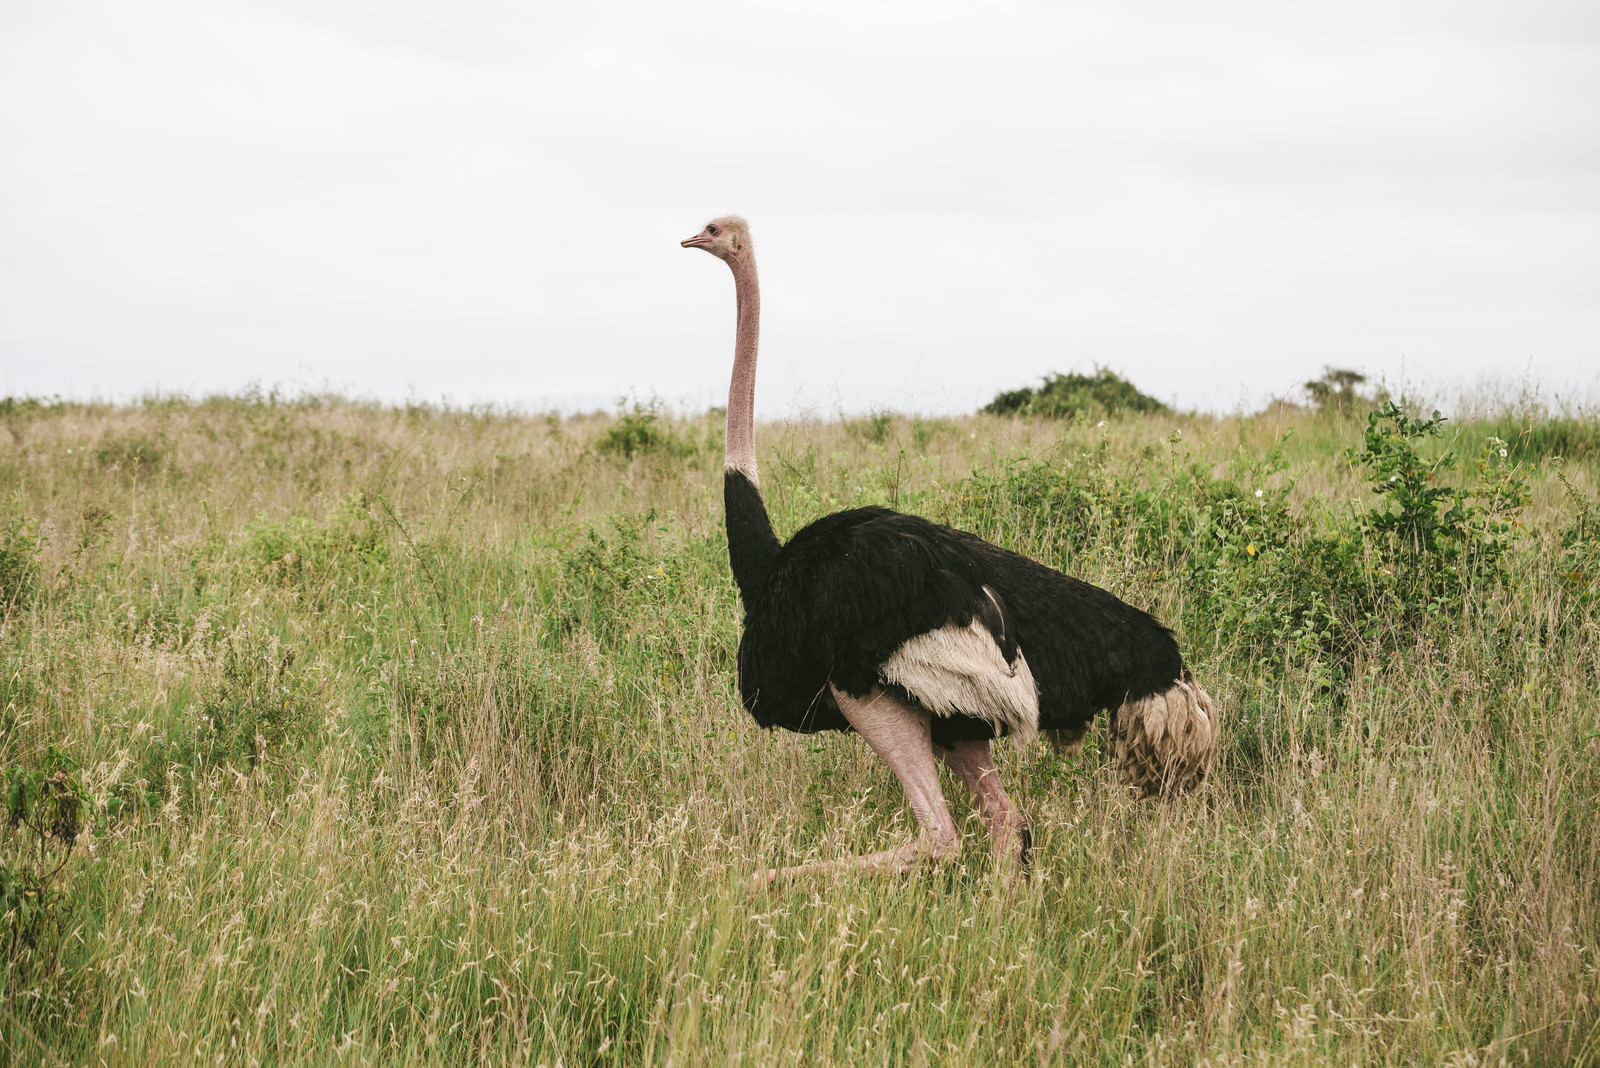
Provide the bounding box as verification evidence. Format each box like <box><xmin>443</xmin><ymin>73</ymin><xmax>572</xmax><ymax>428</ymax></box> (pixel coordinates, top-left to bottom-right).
<box><xmin>725</xmin><ymin>253</ymin><xmax>760</xmax><ymax>481</ymax></box>
<box><xmin>722</xmin><ymin>250</ymin><xmax>781</xmax><ymax>605</ymax></box>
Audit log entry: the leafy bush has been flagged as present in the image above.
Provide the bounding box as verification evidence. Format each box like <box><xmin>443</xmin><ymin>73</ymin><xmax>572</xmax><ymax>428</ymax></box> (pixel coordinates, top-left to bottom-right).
<box><xmin>559</xmin><ymin>509</ymin><xmax>683</xmax><ymax>642</ymax></box>
<box><xmin>953</xmin><ymin>404</ymin><xmax>1532</xmax><ymax>673</ymax></box>
<box><xmin>0</xmin><ymin>513</ymin><xmax>40</xmax><ymax>616</ymax></box>
<box><xmin>93</xmin><ymin>431</ymin><xmax>167</xmax><ymax>475</ymax></box>
<box><xmin>2</xmin><ymin>747</ymin><xmax>87</xmax><ymax>975</ymax></box>
<box><xmin>129</xmin><ymin>630</ymin><xmax>314</xmax><ymax>811</ymax></box>
<box><xmin>197</xmin><ymin>633</ymin><xmax>311</xmax><ymax>768</ymax></box>
<box><xmin>982</xmin><ymin>369</ymin><xmax>1168</xmax><ymax>420</ymax></box>
<box><xmin>1304</xmin><ymin>367</ymin><xmax>1387</xmax><ymax>414</ymax></box>
<box><xmin>244</xmin><ymin>493</ymin><xmax>389</xmax><ymax>590</ymax></box>
<box><xmin>1488</xmin><ymin>416</ymin><xmax>1600</xmax><ymax>464</ymax></box>
<box><xmin>597</xmin><ymin>400</ymin><xmax>691</xmax><ymax>460</ymax></box>
<box><xmin>1353</xmin><ymin>404</ymin><xmax>1528</xmax><ymax>614</ymax></box>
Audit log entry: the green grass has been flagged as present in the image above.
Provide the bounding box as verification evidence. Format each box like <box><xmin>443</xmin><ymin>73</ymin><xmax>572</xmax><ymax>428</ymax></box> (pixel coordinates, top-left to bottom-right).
<box><xmin>1</xmin><ymin>395</ymin><xmax>1597</xmax><ymax>1065</ymax></box>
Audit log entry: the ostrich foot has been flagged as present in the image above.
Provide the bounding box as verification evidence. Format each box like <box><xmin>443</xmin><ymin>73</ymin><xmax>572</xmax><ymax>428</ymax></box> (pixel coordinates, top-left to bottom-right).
<box><xmin>749</xmin><ymin>827</ymin><xmax>959</xmax><ymax>889</ymax></box>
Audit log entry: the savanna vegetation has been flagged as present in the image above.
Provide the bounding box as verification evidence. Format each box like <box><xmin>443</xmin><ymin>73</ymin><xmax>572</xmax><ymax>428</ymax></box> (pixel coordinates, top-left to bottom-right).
<box><xmin>1</xmin><ymin>388</ymin><xmax>1597</xmax><ymax>1065</ymax></box>
<box><xmin>981</xmin><ymin>369</ymin><xmax>1170</xmax><ymax>421</ymax></box>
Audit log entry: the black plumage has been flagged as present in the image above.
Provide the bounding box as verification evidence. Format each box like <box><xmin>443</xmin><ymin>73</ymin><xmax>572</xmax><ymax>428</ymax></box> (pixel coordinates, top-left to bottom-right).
<box><xmin>727</xmin><ymin>469</ymin><xmax>1184</xmax><ymax>744</ymax></box>
<box><xmin>684</xmin><ymin>214</ymin><xmax>1215</xmax><ymax>881</ymax></box>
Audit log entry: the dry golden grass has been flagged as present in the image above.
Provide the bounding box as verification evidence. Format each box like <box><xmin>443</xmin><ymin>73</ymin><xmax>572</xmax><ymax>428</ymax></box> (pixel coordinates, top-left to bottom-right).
<box><xmin>0</xmin><ymin>395</ymin><xmax>1596</xmax><ymax>1065</ymax></box>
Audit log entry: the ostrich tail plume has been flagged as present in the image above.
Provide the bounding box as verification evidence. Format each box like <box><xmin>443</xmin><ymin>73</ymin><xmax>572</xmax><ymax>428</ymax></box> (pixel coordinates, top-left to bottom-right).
<box><xmin>1113</xmin><ymin>676</ymin><xmax>1220</xmax><ymax>798</ymax></box>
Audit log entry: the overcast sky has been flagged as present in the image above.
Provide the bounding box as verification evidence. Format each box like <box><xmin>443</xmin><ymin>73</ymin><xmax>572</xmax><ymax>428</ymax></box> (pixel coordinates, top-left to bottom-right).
<box><xmin>3</xmin><ymin>1</ymin><xmax>1597</xmax><ymax>416</ymax></box>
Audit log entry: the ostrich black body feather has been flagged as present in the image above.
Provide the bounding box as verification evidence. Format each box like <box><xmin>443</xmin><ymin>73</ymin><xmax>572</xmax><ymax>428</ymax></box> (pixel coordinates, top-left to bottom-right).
<box><xmin>726</xmin><ymin>470</ymin><xmax>1184</xmax><ymax>743</ymax></box>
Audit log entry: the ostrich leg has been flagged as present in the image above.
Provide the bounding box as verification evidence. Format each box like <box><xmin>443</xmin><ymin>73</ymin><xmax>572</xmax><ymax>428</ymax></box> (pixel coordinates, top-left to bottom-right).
<box><xmin>938</xmin><ymin>739</ymin><xmax>1032</xmax><ymax>875</ymax></box>
<box><xmin>753</xmin><ymin>686</ymin><xmax>959</xmax><ymax>887</ymax></box>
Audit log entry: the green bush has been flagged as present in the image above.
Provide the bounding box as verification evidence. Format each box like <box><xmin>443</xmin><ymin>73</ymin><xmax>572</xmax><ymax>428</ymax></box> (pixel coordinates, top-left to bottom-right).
<box><xmin>2</xmin><ymin>747</ymin><xmax>87</xmax><ymax>976</ymax></box>
<box><xmin>93</xmin><ymin>431</ymin><xmax>167</xmax><ymax>475</ymax></box>
<box><xmin>597</xmin><ymin>400</ymin><xmax>691</xmax><ymax>460</ymax></box>
<box><xmin>982</xmin><ymin>368</ymin><xmax>1168</xmax><ymax>420</ymax></box>
<box><xmin>1353</xmin><ymin>403</ymin><xmax>1528</xmax><ymax>614</ymax></box>
<box><xmin>244</xmin><ymin>493</ymin><xmax>389</xmax><ymax>590</ymax></box>
<box><xmin>1488</xmin><ymin>416</ymin><xmax>1600</xmax><ymax>464</ymax></box>
<box><xmin>1303</xmin><ymin>367</ymin><xmax>1387</xmax><ymax>414</ymax></box>
<box><xmin>0</xmin><ymin>513</ymin><xmax>40</xmax><ymax>615</ymax></box>
<box><xmin>128</xmin><ymin>630</ymin><xmax>314</xmax><ymax>811</ymax></box>
<box><xmin>558</xmin><ymin>509</ymin><xmax>684</xmax><ymax>642</ymax></box>
<box><xmin>953</xmin><ymin>404</ymin><xmax>1533</xmax><ymax>674</ymax></box>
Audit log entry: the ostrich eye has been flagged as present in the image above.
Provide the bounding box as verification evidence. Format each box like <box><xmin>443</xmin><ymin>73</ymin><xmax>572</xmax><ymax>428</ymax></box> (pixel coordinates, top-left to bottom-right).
<box><xmin>707</xmin><ymin>225</ymin><xmax>718</xmax><ymax>235</ymax></box>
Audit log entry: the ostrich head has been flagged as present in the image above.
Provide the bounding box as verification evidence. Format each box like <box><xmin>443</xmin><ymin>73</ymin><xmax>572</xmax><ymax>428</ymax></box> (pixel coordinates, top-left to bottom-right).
<box><xmin>681</xmin><ymin>216</ymin><xmax>752</xmax><ymax>262</ymax></box>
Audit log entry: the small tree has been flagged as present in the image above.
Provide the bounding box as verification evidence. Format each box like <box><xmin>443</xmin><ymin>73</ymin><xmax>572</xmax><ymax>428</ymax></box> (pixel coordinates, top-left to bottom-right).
<box><xmin>1352</xmin><ymin>401</ymin><xmax>1528</xmax><ymax>612</ymax></box>
<box><xmin>982</xmin><ymin>368</ymin><xmax>1168</xmax><ymax>420</ymax></box>
<box><xmin>3</xmin><ymin>748</ymin><xmax>88</xmax><ymax>978</ymax></box>
<box><xmin>1305</xmin><ymin>367</ymin><xmax>1385</xmax><ymax>414</ymax></box>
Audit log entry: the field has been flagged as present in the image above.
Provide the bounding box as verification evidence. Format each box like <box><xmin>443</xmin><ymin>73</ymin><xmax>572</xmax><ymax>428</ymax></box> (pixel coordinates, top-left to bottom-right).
<box><xmin>1</xmin><ymin>394</ymin><xmax>1598</xmax><ymax>1065</ymax></box>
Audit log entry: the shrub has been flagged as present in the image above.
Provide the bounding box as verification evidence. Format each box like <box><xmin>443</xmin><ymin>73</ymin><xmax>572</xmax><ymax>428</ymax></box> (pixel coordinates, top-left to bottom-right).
<box><xmin>92</xmin><ymin>431</ymin><xmax>167</xmax><ymax>475</ymax></box>
<box><xmin>559</xmin><ymin>509</ymin><xmax>680</xmax><ymax>642</ymax></box>
<box><xmin>128</xmin><ymin>629</ymin><xmax>315</xmax><ymax>811</ymax></box>
<box><xmin>951</xmin><ymin>405</ymin><xmax>1533</xmax><ymax>674</ymax></box>
<box><xmin>1488</xmin><ymin>416</ymin><xmax>1600</xmax><ymax>464</ymax></box>
<box><xmin>0</xmin><ymin>513</ymin><xmax>40</xmax><ymax>616</ymax></box>
<box><xmin>2</xmin><ymin>747</ymin><xmax>87</xmax><ymax>976</ymax></box>
<box><xmin>1353</xmin><ymin>403</ymin><xmax>1528</xmax><ymax>613</ymax></box>
<box><xmin>597</xmin><ymin>400</ymin><xmax>690</xmax><ymax>460</ymax></box>
<box><xmin>1304</xmin><ymin>367</ymin><xmax>1387</xmax><ymax>414</ymax></box>
<box><xmin>244</xmin><ymin>493</ymin><xmax>389</xmax><ymax>590</ymax></box>
<box><xmin>982</xmin><ymin>369</ymin><xmax>1168</xmax><ymax>420</ymax></box>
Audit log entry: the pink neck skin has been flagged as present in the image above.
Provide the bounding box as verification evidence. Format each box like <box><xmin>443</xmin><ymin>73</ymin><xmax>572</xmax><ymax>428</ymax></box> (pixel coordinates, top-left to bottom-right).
<box><xmin>725</xmin><ymin>252</ymin><xmax>760</xmax><ymax>484</ymax></box>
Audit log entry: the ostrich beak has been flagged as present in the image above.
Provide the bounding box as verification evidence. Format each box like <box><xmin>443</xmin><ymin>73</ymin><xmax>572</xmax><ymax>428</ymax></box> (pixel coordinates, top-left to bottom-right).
<box><xmin>681</xmin><ymin>232</ymin><xmax>711</xmax><ymax>249</ymax></box>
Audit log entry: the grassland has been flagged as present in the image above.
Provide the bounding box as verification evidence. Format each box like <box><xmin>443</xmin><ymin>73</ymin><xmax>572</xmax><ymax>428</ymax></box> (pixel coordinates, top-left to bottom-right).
<box><xmin>1</xmin><ymin>393</ymin><xmax>1597</xmax><ymax>1066</ymax></box>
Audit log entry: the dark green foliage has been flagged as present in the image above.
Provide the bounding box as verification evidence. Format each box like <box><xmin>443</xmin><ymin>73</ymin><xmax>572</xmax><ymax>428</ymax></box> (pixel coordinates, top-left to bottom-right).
<box><xmin>953</xmin><ymin>404</ymin><xmax>1533</xmax><ymax>673</ymax></box>
<box><xmin>1304</xmin><ymin>367</ymin><xmax>1386</xmax><ymax>414</ymax></box>
<box><xmin>129</xmin><ymin>630</ymin><xmax>314</xmax><ymax>811</ymax></box>
<box><xmin>244</xmin><ymin>493</ymin><xmax>389</xmax><ymax>591</ymax></box>
<box><xmin>982</xmin><ymin>368</ymin><xmax>1168</xmax><ymax>420</ymax></box>
<box><xmin>558</xmin><ymin>509</ymin><xmax>693</xmax><ymax>644</ymax></box>
<box><xmin>0</xmin><ymin>512</ymin><xmax>40</xmax><ymax>615</ymax></box>
<box><xmin>1555</xmin><ymin>467</ymin><xmax>1600</xmax><ymax>599</ymax></box>
<box><xmin>1356</xmin><ymin>406</ymin><xmax>1468</xmax><ymax>562</ymax></box>
<box><xmin>597</xmin><ymin>400</ymin><xmax>691</xmax><ymax>460</ymax></box>
<box><xmin>845</xmin><ymin>410</ymin><xmax>894</xmax><ymax>443</ymax></box>
<box><xmin>93</xmin><ymin>431</ymin><xmax>167</xmax><ymax>475</ymax></box>
<box><xmin>3</xmin><ymin>748</ymin><xmax>85</xmax><ymax>849</ymax></box>
<box><xmin>1487</xmin><ymin>416</ymin><xmax>1600</xmax><ymax>464</ymax></box>
<box><xmin>1</xmin><ymin>747</ymin><xmax>87</xmax><ymax>975</ymax></box>
<box><xmin>956</xmin><ymin>441</ymin><xmax>1357</xmax><ymax>669</ymax></box>
<box><xmin>197</xmin><ymin>634</ymin><xmax>311</xmax><ymax>768</ymax></box>
<box><xmin>1353</xmin><ymin>403</ymin><xmax>1529</xmax><ymax>613</ymax></box>
<box><xmin>952</xmin><ymin>444</ymin><xmax>1139</xmax><ymax>567</ymax></box>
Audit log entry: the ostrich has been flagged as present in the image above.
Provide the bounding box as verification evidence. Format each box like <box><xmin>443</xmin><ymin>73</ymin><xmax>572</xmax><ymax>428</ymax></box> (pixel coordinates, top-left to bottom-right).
<box><xmin>681</xmin><ymin>216</ymin><xmax>1218</xmax><ymax>883</ymax></box>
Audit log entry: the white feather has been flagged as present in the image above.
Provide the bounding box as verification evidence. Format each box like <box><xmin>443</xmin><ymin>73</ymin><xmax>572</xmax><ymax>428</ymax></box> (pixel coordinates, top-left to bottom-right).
<box><xmin>879</xmin><ymin>620</ymin><xmax>1040</xmax><ymax>744</ymax></box>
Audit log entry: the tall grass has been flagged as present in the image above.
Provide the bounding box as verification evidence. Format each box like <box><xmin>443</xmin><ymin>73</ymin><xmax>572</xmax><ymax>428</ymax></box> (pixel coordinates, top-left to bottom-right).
<box><xmin>1</xmin><ymin>395</ymin><xmax>1596</xmax><ymax>1065</ymax></box>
